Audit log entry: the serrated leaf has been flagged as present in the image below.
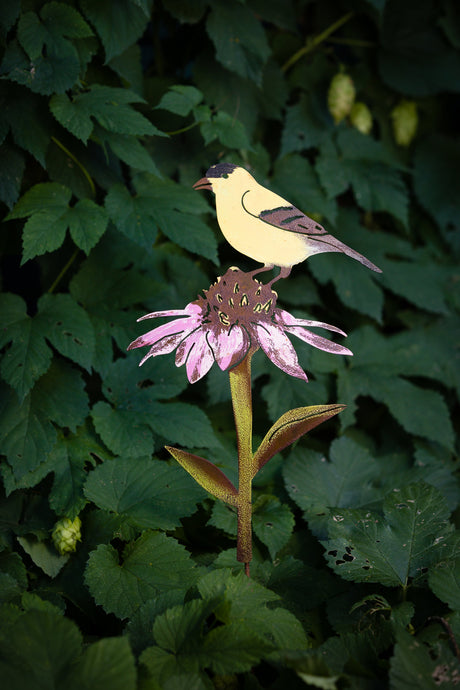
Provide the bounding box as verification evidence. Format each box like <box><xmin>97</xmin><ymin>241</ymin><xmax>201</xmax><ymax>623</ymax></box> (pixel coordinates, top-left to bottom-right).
<box><xmin>252</xmin><ymin>495</ymin><xmax>295</xmax><ymax>559</ymax></box>
<box><xmin>66</xmin><ymin>199</ymin><xmax>109</xmax><ymax>253</ymax></box>
<box><xmin>202</xmin><ymin>623</ymin><xmax>274</xmax><ymax>674</ymax></box>
<box><xmin>50</xmin><ymin>85</ymin><xmax>157</xmax><ymax>144</ymax></box>
<box><xmin>157</xmin><ymin>85</ymin><xmax>203</xmax><ymax>116</ymax></box>
<box><xmin>283</xmin><ymin>436</ymin><xmax>382</xmax><ymax>538</ymax></box>
<box><xmin>80</xmin><ymin>0</ymin><xmax>152</xmax><ymax>62</ymax></box>
<box><xmin>149</xmin><ymin>401</ymin><xmax>218</xmax><ymax>449</ymax></box>
<box><xmin>0</xmin><ymin>361</ymin><xmax>89</xmax><ymax>479</ymax></box>
<box><xmin>322</xmin><ymin>483</ymin><xmax>452</xmax><ymax>587</ymax></box>
<box><xmin>165</xmin><ymin>447</ymin><xmax>238</xmax><ymax>506</ymax></box>
<box><xmin>206</xmin><ymin>1</ymin><xmax>270</xmax><ymax>86</ymax></box>
<box><xmin>281</xmin><ymin>94</ymin><xmax>332</xmax><ymax>156</ymax></box>
<box><xmin>389</xmin><ymin>628</ymin><xmax>460</xmax><ymax>689</ymax></box>
<box><xmin>37</xmin><ymin>293</ymin><xmax>95</xmax><ymax>372</ymax></box>
<box><xmin>429</xmin><ymin>557</ymin><xmax>460</xmax><ymax>611</ymax></box>
<box><xmin>0</xmin><ymin>293</ymin><xmax>52</xmax><ymax>399</ymax></box>
<box><xmin>68</xmin><ymin>637</ymin><xmax>137</xmax><ymax>690</ymax></box>
<box><xmin>85</xmin><ymin>532</ymin><xmax>201</xmax><ymax>619</ymax></box>
<box><xmin>0</xmin><ymin>610</ymin><xmax>82</xmax><ymax>687</ymax></box>
<box><xmin>101</xmin><ymin>131</ymin><xmax>161</xmax><ymax>174</ymax></box>
<box><xmin>253</xmin><ymin>404</ymin><xmax>345</xmax><ymax>476</ymax></box>
<box><xmin>105</xmin><ymin>183</ymin><xmax>158</xmax><ymax>249</ymax></box>
<box><xmin>84</xmin><ymin>456</ymin><xmax>205</xmax><ymax>530</ymax></box>
<box><xmin>91</xmin><ymin>400</ymin><xmax>155</xmax><ymax>457</ymax></box>
<box><xmin>200</xmin><ymin>110</ymin><xmax>251</xmax><ymax>149</ymax></box>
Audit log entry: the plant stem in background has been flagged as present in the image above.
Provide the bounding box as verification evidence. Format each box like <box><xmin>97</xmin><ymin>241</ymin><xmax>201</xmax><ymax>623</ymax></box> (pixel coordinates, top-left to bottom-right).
<box><xmin>228</xmin><ymin>351</ymin><xmax>255</xmax><ymax>576</ymax></box>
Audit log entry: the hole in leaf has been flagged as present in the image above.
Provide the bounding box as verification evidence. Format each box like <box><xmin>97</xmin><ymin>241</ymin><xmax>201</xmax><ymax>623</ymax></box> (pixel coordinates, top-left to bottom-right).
<box><xmin>328</xmin><ymin>550</ymin><xmax>338</xmax><ymax>557</ymax></box>
<box><xmin>335</xmin><ymin>559</ymin><xmax>345</xmax><ymax>566</ymax></box>
<box><xmin>343</xmin><ymin>553</ymin><xmax>355</xmax><ymax>562</ymax></box>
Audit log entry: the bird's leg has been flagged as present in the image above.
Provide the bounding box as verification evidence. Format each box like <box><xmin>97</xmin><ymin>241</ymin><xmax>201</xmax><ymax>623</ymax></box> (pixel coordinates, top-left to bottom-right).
<box><xmin>266</xmin><ymin>266</ymin><xmax>292</xmax><ymax>287</ymax></box>
<box><xmin>246</xmin><ymin>264</ymin><xmax>274</xmax><ymax>282</ymax></box>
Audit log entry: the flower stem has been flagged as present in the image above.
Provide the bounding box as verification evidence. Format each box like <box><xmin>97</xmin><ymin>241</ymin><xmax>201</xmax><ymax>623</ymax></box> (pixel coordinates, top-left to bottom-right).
<box><xmin>228</xmin><ymin>351</ymin><xmax>254</xmax><ymax>576</ymax></box>
<box><xmin>282</xmin><ymin>11</ymin><xmax>355</xmax><ymax>73</ymax></box>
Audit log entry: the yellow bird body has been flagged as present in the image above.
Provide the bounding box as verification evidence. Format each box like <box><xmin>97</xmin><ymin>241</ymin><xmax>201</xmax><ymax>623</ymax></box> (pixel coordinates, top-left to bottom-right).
<box><xmin>194</xmin><ymin>163</ymin><xmax>381</xmax><ymax>278</ymax></box>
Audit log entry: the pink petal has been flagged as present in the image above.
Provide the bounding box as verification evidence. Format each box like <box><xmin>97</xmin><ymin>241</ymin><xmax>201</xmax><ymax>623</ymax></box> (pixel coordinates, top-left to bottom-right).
<box><xmin>138</xmin><ymin>332</ymin><xmax>185</xmax><ymax>366</ymax></box>
<box><xmin>127</xmin><ymin>316</ymin><xmax>199</xmax><ymax>351</ymax></box>
<box><xmin>137</xmin><ymin>302</ymin><xmax>203</xmax><ymax>322</ymax></box>
<box><xmin>175</xmin><ymin>329</ymin><xmax>214</xmax><ymax>383</ymax></box>
<box><xmin>254</xmin><ymin>322</ymin><xmax>308</xmax><ymax>382</ymax></box>
<box><xmin>287</xmin><ymin>326</ymin><xmax>353</xmax><ymax>356</ymax></box>
<box><xmin>275</xmin><ymin>309</ymin><xmax>347</xmax><ymax>336</ymax></box>
<box><xmin>207</xmin><ymin>325</ymin><xmax>249</xmax><ymax>370</ymax></box>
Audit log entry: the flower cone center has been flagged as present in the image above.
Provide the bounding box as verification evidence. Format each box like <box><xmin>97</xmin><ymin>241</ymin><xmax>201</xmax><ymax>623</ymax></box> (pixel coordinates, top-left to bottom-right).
<box><xmin>201</xmin><ymin>267</ymin><xmax>278</xmax><ymax>329</ymax></box>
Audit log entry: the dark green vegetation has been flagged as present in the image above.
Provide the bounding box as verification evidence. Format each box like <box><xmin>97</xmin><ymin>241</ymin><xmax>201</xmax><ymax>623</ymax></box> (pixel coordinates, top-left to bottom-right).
<box><xmin>1</xmin><ymin>1</ymin><xmax>459</xmax><ymax>687</ymax></box>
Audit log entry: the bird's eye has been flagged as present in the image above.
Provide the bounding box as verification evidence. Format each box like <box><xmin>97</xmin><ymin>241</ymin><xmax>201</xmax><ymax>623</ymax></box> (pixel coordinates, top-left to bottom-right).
<box><xmin>223</xmin><ymin>173</ymin><xmax>229</xmax><ymax>179</ymax></box>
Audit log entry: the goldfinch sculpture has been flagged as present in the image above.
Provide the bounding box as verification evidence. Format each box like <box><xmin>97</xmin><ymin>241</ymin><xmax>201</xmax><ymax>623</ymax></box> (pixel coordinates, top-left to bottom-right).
<box><xmin>194</xmin><ymin>162</ymin><xmax>382</xmax><ymax>280</ymax></box>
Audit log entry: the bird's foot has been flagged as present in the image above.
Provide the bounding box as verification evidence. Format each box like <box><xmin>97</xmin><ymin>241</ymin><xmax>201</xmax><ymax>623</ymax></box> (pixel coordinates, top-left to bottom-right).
<box><xmin>266</xmin><ymin>266</ymin><xmax>292</xmax><ymax>287</ymax></box>
<box><xmin>245</xmin><ymin>264</ymin><xmax>275</xmax><ymax>282</ymax></box>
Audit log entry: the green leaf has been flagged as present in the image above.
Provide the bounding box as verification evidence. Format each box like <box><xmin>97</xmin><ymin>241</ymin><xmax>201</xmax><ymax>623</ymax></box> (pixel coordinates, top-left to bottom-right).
<box><xmin>165</xmin><ymin>447</ymin><xmax>238</xmax><ymax>506</ymax></box>
<box><xmin>0</xmin><ymin>293</ymin><xmax>52</xmax><ymax>399</ymax></box>
<box><xmin>17</xmin><ymin>535</ymin><xmax>69</xmax><ymax>578</ymax></box>
<box><xmin>281</xmin><ymin>94</ymin><xmax>332</xmax><ymax>156</ymax></box>
<box><xmin>84</xmin><ymin>457</ymin><xmax>206</xmax><ymax>530</ymax></box>
<box><xmin>389</xmin><ymin>628</ymin><xmax>459</xmax><ymax>689</ymax></box>
<box><xmin>0</xmin><ymin>361</ymin><xmax>89</xmax><ymax>479</ymax></box>
<box><xmin>91</xmin><ymin>400</ymin><xmax>155</xmax><ymax>457</ymax></box>
<box><xmin>413</xmin><ymin>134</ymin><xmax>460</xmax><ymax>231</ymax></box>
<box><xmin>322</xmin><ymin>483</ymin><xmax>452</xmax><ymax>587</ymax></box>
<box><xmin>200</xmin><ymin>110</ymin><xmax>252</xmax><ymax>149</ymax></box>
<box><xmin>317</xmin><ymin>130</ymin><xmax>409</xmax><ymax>226</ymax></box>
<box><xmin>0</xmin><ymin>143</ymin><xmax>25</xmax><ymax>209</ymax></box>
<box><xmin>85</xmin><ymin>531</ymin><xmax>202</xmax><ymax>619</ymax></box>
<box><xmin>206</xmin><ymin>1</ymin><xmax>271</xmax><ymax>86</ymax></box>
<box><xmin>429</xmin><ymin>557</ymin><xmax>460</xmax><ymax>610</ymax></box>
<box><xmin>50</xmin><ymin>85</ymin><xmax>157</xmax><ymax>144</ymax></box>
<box><xmin>66</xmin><ymin>198</ymin><xmax>109</xmax><ymax>253</ymax></box>
<box><xmin>68</xmin><ymin>637</ymin><xmax>137</xmax><ymax>690</ymax></box>
<box><xmin>105</xmin><ymin>183</ymin><xmax>158</xmax><ymax>249</ymax></box>
<box><xmin>101</xmin><ymin>130</ymin><xmax>161</xmax><ymax>174</ymax></box>
<box><xmin>252</xmin><ymin>495</ymin><xmax>295</xmax><ymax>559</ymax></box>
<box><xmin>80</xmin><ymin>0</ymin><xmax>152</xmax><ymax>62</ymax></box>
<box><xmin>379</xmin><ymin>0</ymin><xmax>460</xmax><ymax>96</ymax></box>
<box><xmin>283</xmin><ymin>437</ymin><xmax>382</xmax><ymax>537</ymax></box>
<box><xmin>37</xmin><ymin>293</ymin><xmax>96</xmax><ymax>371</ymax></box>
<box><xmin>202</xmin><ymin>623</ymin><xmax>274</xmax><ymax>674</ymax></box>
<box><xmin>0</xmin><ymin>610</ymin><xmax>82</xmax><ymax>687</ymax></box>
<box><xmin>157</xmin><ymin>85</ymin><xmax>203</xmax><ymax>116</ymax></box>
<box><xmin>148</xmin><ymin>401</ymin><xmax>218</xmax><ymax>449</ymax></box>
<box><xmin>253</xmin><ymin>404</ymin><xmax>345</xmax><ymax>476</ymax></box>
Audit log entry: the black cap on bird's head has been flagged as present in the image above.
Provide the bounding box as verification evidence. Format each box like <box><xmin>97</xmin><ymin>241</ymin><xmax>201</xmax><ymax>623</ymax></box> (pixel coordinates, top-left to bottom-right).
<box><xmin>193</xmin><ymin>162</ymin><xmax>238</xmax><ymax>191</ymax></box>
<box><xmin>205</xmin><ymin>162</ymin><xmax>238</xmax><ymax>178</ymax></box>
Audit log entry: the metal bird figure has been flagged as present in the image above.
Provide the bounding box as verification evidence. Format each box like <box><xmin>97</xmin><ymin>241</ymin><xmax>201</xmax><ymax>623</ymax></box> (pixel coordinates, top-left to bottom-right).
<box><xmin>193</xmin><ymin>162</ymin><xmax>382</xmax><ymax>281</ymax></box>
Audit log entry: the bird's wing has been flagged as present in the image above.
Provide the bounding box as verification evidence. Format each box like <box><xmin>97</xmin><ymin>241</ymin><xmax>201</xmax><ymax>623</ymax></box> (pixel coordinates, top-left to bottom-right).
<box><xmin>241</xmin><ymin>188</ymin><xmax>327</xmax><ymax>236</ymax></box>
<box><xmin>241</xmin><ymin>188</ymin><xmax>382</xmax><ymax>273</ymax></box>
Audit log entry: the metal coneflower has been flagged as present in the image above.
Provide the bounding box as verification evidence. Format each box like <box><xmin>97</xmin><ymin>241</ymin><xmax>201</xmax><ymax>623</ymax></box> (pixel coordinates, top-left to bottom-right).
<box><xmin>128</xmin><ymin>267</ymin><xmax>352</xmax><ymax>382</ymax></box>
<box><xmin>128</xmin><ymin>266</ymin><xmax>349</xmax><ymax>576</ymax></box>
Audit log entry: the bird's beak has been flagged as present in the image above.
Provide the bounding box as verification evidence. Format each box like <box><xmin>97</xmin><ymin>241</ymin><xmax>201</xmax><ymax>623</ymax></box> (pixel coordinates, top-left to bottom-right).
<box><xmin>193</xmin><ymin>177</ymin><xmax>213</xmax><ymax>191</ymax></box>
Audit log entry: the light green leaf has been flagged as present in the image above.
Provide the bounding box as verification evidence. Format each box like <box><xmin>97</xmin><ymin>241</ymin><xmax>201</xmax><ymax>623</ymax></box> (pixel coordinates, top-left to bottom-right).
<box><xmin>156</xmin><ymin>85</ymin><xmax>203</xmax><ymax>116</ymax></box>
<box><xmin>322</xmin><ymin>483</ymin><xmax>452</xmax><ymax>587</ymax></box>
<box><xmin>91</xmin><ymin>400</ymin><xmax>155</xmax><ymax>457</ymax></box>
<box><xmin>17</xmin><ymin>535</ymin><xmax>69</xmax><ymax>578</ymax></box>
<box><xmin>148</xmin><ymin>401</ymin><xmax>218</xmax><ymax>449</ymax></box>
<box><xmin>200</xmin><ymin>110</ymin><xmax>252</xmax><ymax>149</ymax></box>
<box><xmin>66</xmin><ymin>199</ymin><xmax>109</xmax><ymax>253</ymax></box>
<box><xmin>85</xmin><ymin>532</ymin><xmax>202</xmax><ymax>619</ymax></box>
<box><xmin>84</xmin><ymin>457</ymin><xmax>205</xmax><ymax>530</ymax></box>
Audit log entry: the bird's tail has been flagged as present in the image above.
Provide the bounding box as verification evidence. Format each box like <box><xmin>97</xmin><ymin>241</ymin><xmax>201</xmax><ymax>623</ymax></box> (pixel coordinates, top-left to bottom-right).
<box><xmin>309</xmin><ymin>234</ymin><xmax>382</xmax><ymax>273</ymax></box>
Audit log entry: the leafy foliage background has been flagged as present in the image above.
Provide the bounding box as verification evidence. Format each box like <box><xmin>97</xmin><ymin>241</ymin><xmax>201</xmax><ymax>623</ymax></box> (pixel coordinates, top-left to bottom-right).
<box><xmin>0</xmin><ymin>0</ymin><xmax>459</xmax><ymax>687</ymax></box>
